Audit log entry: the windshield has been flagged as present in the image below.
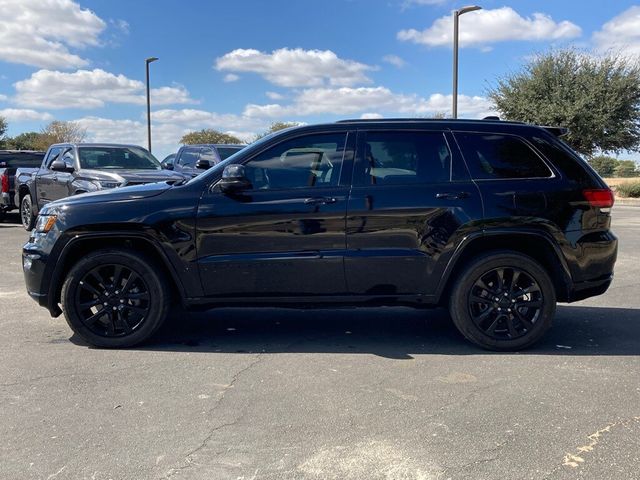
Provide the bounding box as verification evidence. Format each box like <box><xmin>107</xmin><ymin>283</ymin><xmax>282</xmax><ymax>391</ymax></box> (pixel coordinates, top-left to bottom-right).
<box><xmin>78</xmin><ymin>146</ymin><xmax>161</xmax><ymax>170</ymax></box>
<box><xmin>216</xmin><ymin>146</ymin><xmax>244</xmax><ymax>160</ymax></box>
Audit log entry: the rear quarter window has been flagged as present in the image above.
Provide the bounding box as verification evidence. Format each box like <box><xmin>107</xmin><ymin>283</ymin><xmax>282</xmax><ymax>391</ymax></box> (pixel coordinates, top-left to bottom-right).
<box><xmin>455</xmin><ymin>132</ymin><xmax>553</xmax><ymax>180</ymax></box>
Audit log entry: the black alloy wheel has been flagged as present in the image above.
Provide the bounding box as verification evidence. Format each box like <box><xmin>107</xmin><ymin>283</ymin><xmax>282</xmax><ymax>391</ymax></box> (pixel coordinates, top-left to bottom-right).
<box><xmin>61</xmin><ymin>249</ymin><xmax>170</xmax><ymax>348</ymax></box>
<box><xmin>449</xmin><ymin>251</ymin><xmax>555</xmax><ymax>351</ymax></box>
<box><xmin>468</xmin><ymin>267</ymin><xmax>542</xmax><ymax>341</ymax></box>
<box><xmin>74</xmin><ymin>264</ymin><xmax>151</xmax><ymax>338</ymax></box>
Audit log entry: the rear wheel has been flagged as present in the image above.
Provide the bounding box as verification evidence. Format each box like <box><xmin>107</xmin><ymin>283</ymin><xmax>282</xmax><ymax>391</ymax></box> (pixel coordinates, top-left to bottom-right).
<box><xmin>448</xmin><ymin>251</ymin><xmax>556</xmax><ymax>351</ymax></box>
<box><xmin>61</xmin><ymin>249</ymin><xmax>170</xmax><ymax>348</ymax></box>
<box><xmin>21</xmin><ymin>194</ymin><xmax>36</xmax><ymax>231</ymax></box>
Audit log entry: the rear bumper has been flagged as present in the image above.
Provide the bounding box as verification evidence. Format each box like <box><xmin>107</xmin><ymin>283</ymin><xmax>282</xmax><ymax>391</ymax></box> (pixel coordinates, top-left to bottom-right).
<box><xmin>568</xmin><ymin>273</ymin><xmax>613</xmax><ymax>302</ymax></box>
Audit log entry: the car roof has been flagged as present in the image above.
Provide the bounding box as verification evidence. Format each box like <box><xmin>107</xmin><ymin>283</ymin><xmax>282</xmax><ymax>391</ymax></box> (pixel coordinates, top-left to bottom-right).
<box><xmin>180</xmin><ymin>144</ymin><xmax>246</xmax><ymax>148</ymax></box>
<box><xmin>49</xmin><ymin>143</ymin><xmax>148</xmax><ymax>149</ymax></box>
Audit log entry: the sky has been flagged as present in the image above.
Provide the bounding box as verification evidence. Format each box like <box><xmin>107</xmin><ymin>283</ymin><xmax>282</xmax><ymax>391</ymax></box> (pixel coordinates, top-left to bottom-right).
<box><xmin>1</xmin><ymin>0</ymin><xmax>640</xmax><ymax>160</ymax></box>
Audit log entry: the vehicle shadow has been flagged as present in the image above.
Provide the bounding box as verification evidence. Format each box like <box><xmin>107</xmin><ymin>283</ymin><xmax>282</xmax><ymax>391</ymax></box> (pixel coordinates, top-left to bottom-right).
<box><xmin>0</xmin><ymin>213</ymin><xmax>22</xmax><ymax>227</ymax></box>
<box><xmin>73</xmin><ymin>304</ymin><xmax>639</xmax><ymax>357</ymax></box>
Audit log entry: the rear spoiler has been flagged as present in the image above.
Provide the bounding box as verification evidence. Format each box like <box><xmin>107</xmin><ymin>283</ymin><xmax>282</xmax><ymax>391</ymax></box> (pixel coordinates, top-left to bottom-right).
<box><xmin>542</xmin><ymin>126</ymin><xmax>569</xmax><ymax>137</ymax></box>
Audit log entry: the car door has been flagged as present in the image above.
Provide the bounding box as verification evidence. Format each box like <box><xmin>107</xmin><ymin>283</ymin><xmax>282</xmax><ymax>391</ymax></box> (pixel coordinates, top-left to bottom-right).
<box><xmin>35</xmin><ymin>146</ymin><xmax>63</xmax><ymax>207</ymax></box>
<box><xmin>196</xmin><ymin>130</ymin><xmax>355</xmax><ymax>297</ymax></box>
<box><xmin>49</xmin><ymin>147</ymin><xmax>76</xmax><ymax>200</ymax></box>
<box><xmin>345</xmin><ymin>129</ymin><xmax>483</xmax><ymax>297</ymax></box>
<box><xmin>175</xmin><ymin>147</ymin><xmax>201</xmax><ymax>178</ymax></box>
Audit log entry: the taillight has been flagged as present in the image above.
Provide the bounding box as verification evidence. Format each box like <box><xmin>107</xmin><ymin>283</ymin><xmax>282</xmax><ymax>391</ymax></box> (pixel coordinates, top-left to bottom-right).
<box><xmin>1</xmin><ymin>174</ymin><xmax>8</xmax><ymax>194</ymax></box>
<box><xmin>583</xmin><ymin>188</ymin><xmax>614</xmax><ymax>208</ymax></box>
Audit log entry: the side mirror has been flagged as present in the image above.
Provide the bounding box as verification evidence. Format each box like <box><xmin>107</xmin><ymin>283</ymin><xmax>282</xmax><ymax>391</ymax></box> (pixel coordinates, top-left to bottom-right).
<box><xmin>195</xmin><ymin>159</ymin><xmax>212</xmax><ymax>170</ymax></box>
<box><xmin>51</xmin><ymin>159</ymin><xmax>74</xmax><ymax>172</ymax></box>
<box><xmin>162</xmin><ymin>162</ymin><xmax>174</xmax><ymax>170</ymax></box>
<box><xmin>218</xmin><ymin>164</ymin><xmax>252</xmax><ymax>193</ymax></box>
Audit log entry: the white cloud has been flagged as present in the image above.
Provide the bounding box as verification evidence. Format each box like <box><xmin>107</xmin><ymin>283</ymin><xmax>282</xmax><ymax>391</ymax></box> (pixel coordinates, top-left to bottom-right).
<box><xmin>243</xmin><ymin>87</ymin><xmax>495</xmax><ymax>119</ymax></box>
<box><xmin>593</xmin><ymin>6</ymin><xmax>640</xmax><ymax>57</ymax></box>
<box><xmin>0</xmin><ymin>0</ymin><xmax>106</xmax><ymax>68</ymax></box>
<box><xmin>266</xmin><ymin>91</ymin><xmax>285</xmax><ymax>100</ymax></box>
<box><xmin>13</xmin><ymin>69</ymin><xmax>196</xmax><ymax>109</ymax></box>
<box><xmin>75</xmin><ymin>110</ymin><xmax>266</xmax><ymax>158</ymax></box>
<box><xmin>223</xmin><ymin>73</ymin><xmax>240</xmax><ymax>83</ymax></box>
<box><xmin>382</xmin><ymin>55</ymin><xmax>407</xmax><ymax>68</ymax></box>
<box><xmin>0</xmin><ymin>94</ymin><xmax>7</xmax><ymax>102</ymax></box>
<box><xmin>398</xmin><ymin>7</ymin><xmax>581</xmax><ymax>48</ymax></box>
<box><xmin>0</xmin><ymin>108</ymin><xmax>53</xmax><ymax>122</ymax></box>
<box><xmin>215</xmin><ymin>48</ymin><xmax>375</xmax><ymax>87</ymax></box>
<box><xmin>360</xmin><ymin>113</ymin><xmax>384</xmax><ymax>119</ymax></box>
<box><xmin>402</xmin><ymin>0</ymin><xmax>448</xmax><ymax>6</ymax></box>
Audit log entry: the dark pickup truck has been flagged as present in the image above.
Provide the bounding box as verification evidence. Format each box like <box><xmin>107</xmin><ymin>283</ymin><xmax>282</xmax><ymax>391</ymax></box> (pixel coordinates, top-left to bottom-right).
<box><xmin>0</xmin><ymin>150</ymin><xmax>46</xmax><ymax>221</ymax></box>
<box><xmin>15</xmin><ymin>143</ymin><xmax>186</xmax><ymax>230</ymax></box>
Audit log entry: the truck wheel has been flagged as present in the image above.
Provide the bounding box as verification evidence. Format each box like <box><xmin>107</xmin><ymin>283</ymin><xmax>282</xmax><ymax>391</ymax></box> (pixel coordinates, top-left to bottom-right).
<box><xmin>61</xmin><ymin>249</ymin><xmax>171</xmax><ymax>348</ymax></box>
<box><xmin>448</xmin><ymin>251</ymin><xmax>556</xmax><ymax>351</ymax></box>
<box><xmin>21</xmin><ymin>195</ymin><xmax>36</xmax><ymax>231</ymax></box>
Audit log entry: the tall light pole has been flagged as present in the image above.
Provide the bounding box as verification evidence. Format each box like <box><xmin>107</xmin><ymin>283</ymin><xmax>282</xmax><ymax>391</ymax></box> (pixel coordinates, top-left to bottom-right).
<box><xmin>452</xmin><ymin>5</ymin><xmax>481</xmax><ymax>119</ymax></box>
<box><xmin>145</xmin><ymin>57</ymin><xmax>159</xmax><ymax>153</ymax></box>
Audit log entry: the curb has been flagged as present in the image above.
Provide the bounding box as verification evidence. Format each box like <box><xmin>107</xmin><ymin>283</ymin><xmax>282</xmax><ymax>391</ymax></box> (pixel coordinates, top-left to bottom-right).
<box><xmin>614</xmin><ymin>197</ymin><xmax>640</xmax><ymax>207</ymax></box>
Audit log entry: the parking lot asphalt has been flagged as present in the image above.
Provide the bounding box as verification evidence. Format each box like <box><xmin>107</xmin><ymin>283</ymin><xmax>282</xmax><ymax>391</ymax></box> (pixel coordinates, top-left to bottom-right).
<box><xmin>0</xmin><ymin>208</ymin><xmax>638</xmax><ymax>480</ymax></box>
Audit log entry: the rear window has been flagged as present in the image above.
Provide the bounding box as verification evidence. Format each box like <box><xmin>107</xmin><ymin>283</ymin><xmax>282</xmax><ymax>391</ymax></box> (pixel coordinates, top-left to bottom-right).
<box><xmin>216</xmin><ymin>146</ymin><xmax>244</xmax><ymax>160</ymax></box>
<box><xmin>0</xmin><ymin>152</ymin><xmax>44</xmax><ymax>168</ymax></box>
<box><xmin>456</xmin><ymin>132</ymin><xmax>552</xmax><ymax>180</ymax></box>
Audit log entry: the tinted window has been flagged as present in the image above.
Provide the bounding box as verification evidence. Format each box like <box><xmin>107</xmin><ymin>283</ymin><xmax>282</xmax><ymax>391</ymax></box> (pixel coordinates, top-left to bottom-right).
<box><xmin>216</xmin><ymin>146</ymin><xmax>243</xmax><ymax>160</ymax></box>
<box><xmin>199</xmin><ymin>147</ymin><xmax>218</xmax><ymax>164</ymax></box>
<box><xmin>78</xmin><ymin>147</ymin><xmax>160</xmax><ymax>170</ymax></box>
<box><xmin>357</xmin><ymin>131</ymin><xmax>451</xmax><ymax>185</ymax></box>
<box><xmin>178</xmin><ymin>147</ymin><xmax>200</xmax><ymax>167</ymax></box>
<box><xmin>244</xmin><ymin>133</ymin><xmax>348</xmax><ymax>190</ymax></box>
<box><xmin>456</xmin><ymin>133</ymin><xmax>552</xmax><ymax>179</ymax></box>
<box><xmin>0</xmin><ymin>152</ymin><xmax>44</xmax><ymax>168</ymax></box>
<box><xmin>44</xmin><ymin>147</ymin><xmax>63</xmax><ymax>168</ymax></box>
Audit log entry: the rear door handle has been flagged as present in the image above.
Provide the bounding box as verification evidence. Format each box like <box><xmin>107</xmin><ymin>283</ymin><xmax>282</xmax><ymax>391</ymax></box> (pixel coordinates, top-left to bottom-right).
<box><xmin>436</xmin><ymin>192</ymin><xmax>469</xmax><ymax>200</ymax></box>
<box><xmin>304</xmin><ymin>196</ymin><xmax>337</xmax><ymax>205</ymax></box>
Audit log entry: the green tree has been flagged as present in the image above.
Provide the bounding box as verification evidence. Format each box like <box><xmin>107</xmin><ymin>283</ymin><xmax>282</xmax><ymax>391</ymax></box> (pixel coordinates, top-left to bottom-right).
<box><xmin>614</xmin><ymin>160</ymin><xmax>639</xmax><ymax>177</ymax></box>
<box><xmin>253</xmin><ymin>121</ymin><xmax>302</xmax><ymax>141</ymax></box>
<box><xmin>489</xmin><ymin>50</ymin><xmax>640</xmax><ymax>157</ymax></box>
<box><xmin>0</xmin><ymin>116</ymin><xmax>7</xmax><ymax>149</ymax></box>
<box><xmin>36</xmin><ymin>120</ymin><xmax>87</xmax><ymax>150</ymax></box>
<box><xmin>180</xmin><ymin>129</ymin><xmax>243</xmax><ymax>145</ymax></box>
<box><xmin>588</xmin><ymin>155</ymin><xmax>619</xmax><ymax>177</ymax></box>
<box><xmin>7</xmin><ymin>131</ymin><xmax>43</xmax><ymax>150</ymax></box>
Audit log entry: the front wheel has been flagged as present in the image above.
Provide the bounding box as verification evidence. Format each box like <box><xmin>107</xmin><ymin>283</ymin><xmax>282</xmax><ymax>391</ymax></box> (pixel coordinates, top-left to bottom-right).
<box><xmin>449</xmin><ymin>251</ymin><xmax>556</xmax><ymax>351</ymax></box>
<box><xmin>61</xmin><ymin>249</ymin><xmax>171</xmax><ymax>348</ymax></box>
<box><xmin>21</xmin><ymin>194</ymin><xmax>36</xmax><ymax>231</ymax></box>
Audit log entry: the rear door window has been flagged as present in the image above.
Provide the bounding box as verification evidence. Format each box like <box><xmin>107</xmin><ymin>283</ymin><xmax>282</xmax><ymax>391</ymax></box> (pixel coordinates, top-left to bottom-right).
<box><xmin>455</xmin><ymin>132</ymin><xmax>553</xmax><ymax>180</ymax></box>
<box><xmin>178</xmin><ymin>147</ymin><xmax>201</xmax><ymax>167</ymax></box>
<box><xmin>355</xmin><ymin>131</ymin><xmax>451</xmax><ymax>185</ymax></box>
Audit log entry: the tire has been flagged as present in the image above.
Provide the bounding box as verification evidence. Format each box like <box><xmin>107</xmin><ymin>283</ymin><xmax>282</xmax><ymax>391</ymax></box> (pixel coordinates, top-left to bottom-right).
<box><xmin>448</xmin><ymin>251</ymin><xmax>556</xmax><ymax>351</ymax></box>
<box><xmin>61</xmin><ymin>249</ymin><xmax>171</xmax><ymax>348</ymax></box>
<box><xmin>21</xmin><ymin>194</ymin><xmax>36</xmax><ymax>231</ymax></box>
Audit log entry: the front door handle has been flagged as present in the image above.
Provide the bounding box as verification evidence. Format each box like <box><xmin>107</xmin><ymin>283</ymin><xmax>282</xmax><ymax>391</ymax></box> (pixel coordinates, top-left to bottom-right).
<box><xmin>436</xmin><ymin>192</ymin><xmax>469</xmax><ymax>200</ymax></box>
<box><xmin>304</xmin><ymin>197</ymin><xmax>337</xmax><ymax>205</ymax></box>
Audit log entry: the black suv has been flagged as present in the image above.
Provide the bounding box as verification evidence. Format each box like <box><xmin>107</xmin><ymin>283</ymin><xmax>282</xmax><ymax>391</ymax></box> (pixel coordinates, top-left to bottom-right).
<box><xmin>22</xmin><ymin>119</ymin><xmax>617</xmax><ymax>350</ymax></box>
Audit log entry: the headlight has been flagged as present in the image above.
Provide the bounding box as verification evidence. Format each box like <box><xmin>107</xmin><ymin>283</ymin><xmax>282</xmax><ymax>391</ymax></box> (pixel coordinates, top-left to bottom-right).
<box><xmin>35</xmin><ymin>215</ymin><xmax>57</xmax><ymax>233</ymax></box>
<box><xmin>95</xmin><ymin>180</ymin><xmax>120</xmax><ymax>189</ymax></box>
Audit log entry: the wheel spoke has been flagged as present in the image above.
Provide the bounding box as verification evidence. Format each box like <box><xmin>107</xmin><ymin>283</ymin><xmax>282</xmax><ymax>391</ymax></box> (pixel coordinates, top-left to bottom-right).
<box><xmin>506</xmin><ymin>316</ymin><xmax>518</xmax><ymax>337</ymax></box>
<box><xmin>113</xmin><ymin>311</ymin><xmax>132</xmax><ymax>333</ymax></box>
<box><xmin>112</xmin><ymin>265</ymin><xmax>124</xmax><ymax>289</ymax></box>
<box><xmin>79</xmin><ymin>281</ymin><xmax>102</xmax><ymax>298</ymax></box>
<box><xmin>88</xmin><ymin>270</ymin><xmax>107</xmax><ymax>290</ymax></box>
<box><xmin>509</xmin><ymin>270</ymin><xmax>521</xmax><ymax>293</ymax></box>
<box><xmin>514</xmin><ymin>309</ymin><xmax>534</xmax><ymax>329</ymax></box>
<box><xmin>470</xmin><ymin>294</ymin><xmax>491</xmax><ymax>305</ymax></box>
<box><xmin>485</xmin><ymin>317</ymin><xmax>500</xmax><ymax>335</ymax></box>
<box><xmin>472</xmin><ymin>307</ymin><xmax>494</xmax><ymax>326</ymax></box>
<box><xmin>477</xmin><ymin>278</ymin><xmax>498</xmax><ymax>296</ymax></box>
<box><xmin>516</xmin><ymin>299</ymin><xmax>542</xmax><ymax>309</ymax></box>
<box><xmin>84</xmin><ymin>308</ymin><xmax>107</xmax><ymax>326</ymax></box>
<box><xmin>495</xmin><ymin>269</ymin><xmax>505</xmax><ymax>291</ymax></box>
<box><xmin>122</xmin><ymin>305</ymin><xmax>147</xmax><ymax>316</ymax></box>
<box><xmin>79</xmin><ymin>298</ymin><xmax>101</xmax><ymax>310</ymax></box>
<box><xmin>121</xmin><ymin>272</ymin><xmax>139</xmax><ymax>294</ymax></box>
<box><xmin>122</xmin><ymin>292</ymin><xmax>149</xmax><ymax>301</ymax></box>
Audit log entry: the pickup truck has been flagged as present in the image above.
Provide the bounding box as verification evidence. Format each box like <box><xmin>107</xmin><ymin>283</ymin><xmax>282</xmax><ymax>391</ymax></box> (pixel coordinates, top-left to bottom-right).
<box><xmin>162</xmin><ymin>143</ymin><xmax>245</xmax><ymax>177</ymax></box>
<box><xmin>0</xmin><ymin>150</ymin><xmax>46</xmax><ymax>221</ymax></box>
<box><xmin>15</xmin><ymin>143</ymin><xmax>186</xmax><ymax>230</ymax></box>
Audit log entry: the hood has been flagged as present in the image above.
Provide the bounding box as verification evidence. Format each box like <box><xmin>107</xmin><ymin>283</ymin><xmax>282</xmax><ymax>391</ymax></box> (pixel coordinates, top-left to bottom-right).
<box><xmin>78</xmin><ymin>168</ymin><xmax>185</xmax><ymax>184</ymax></box>
<box><xmin>44</xmin><ymin>181</ymin><xmax>173</xmax><ymax>211</ymax></box>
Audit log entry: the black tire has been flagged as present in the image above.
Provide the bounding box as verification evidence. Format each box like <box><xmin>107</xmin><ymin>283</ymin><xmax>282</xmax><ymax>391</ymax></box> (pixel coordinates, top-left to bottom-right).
<box><xmin>61</xmin><ymin>249</ymin><xmax>171</xmax><ymax>348</ymax></box>
<box><xmin>21</xmin><ymin>194</ymin><xmax>36</xmax><ymax>231</ymax></box>
<box><xmin>448</xmin><ymin>251</ymin><xmax>556</xmax><ymax>351</ymax></box>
